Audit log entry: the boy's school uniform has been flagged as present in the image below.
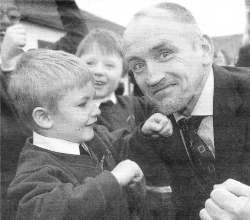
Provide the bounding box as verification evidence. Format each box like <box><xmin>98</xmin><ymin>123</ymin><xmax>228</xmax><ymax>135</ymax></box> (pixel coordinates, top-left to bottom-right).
<box><xmin>3</xmin><ymin>125</ymin><xmax>153</xmax><ymax>220</ymax></box>
<box><xmin>97</xmin><ymin>95</ymin><xmax>155</xmax><ymax>132</ymax></box>
<box><xmin>1</xmin><ymin>0</ymin><xmax>88</xmax><ymax>206</ymax></box>
<box><xmin>96</xmin><ymin>95</ymin><xmax>172</xmax><ymax>188</ymax></box>
<box><xmin>97</xmin><ymin>95</ymin><xmax>176</xmax><ymax>220</ymax></box>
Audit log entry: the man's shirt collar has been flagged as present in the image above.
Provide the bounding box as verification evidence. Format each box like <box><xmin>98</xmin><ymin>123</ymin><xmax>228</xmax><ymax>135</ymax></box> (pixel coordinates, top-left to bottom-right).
<box><xmin>174</xmin><ymin>69</ymin><xmax>214</xmax><ymax>121</ymax></box>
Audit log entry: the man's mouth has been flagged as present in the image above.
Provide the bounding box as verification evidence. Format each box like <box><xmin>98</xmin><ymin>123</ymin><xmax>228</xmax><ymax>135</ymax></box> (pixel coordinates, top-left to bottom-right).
<box><xmin>152</xmin><ymin>84</ymin><xmax>176</xmax><ymax>95</ymax></box>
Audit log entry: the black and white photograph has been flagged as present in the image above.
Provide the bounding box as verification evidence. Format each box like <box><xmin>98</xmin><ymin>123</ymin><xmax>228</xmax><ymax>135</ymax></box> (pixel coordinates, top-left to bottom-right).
<box><xmin>1</xmin><ymin>0</ymin><xmax>250</xmax><ymax>219</ymax></box>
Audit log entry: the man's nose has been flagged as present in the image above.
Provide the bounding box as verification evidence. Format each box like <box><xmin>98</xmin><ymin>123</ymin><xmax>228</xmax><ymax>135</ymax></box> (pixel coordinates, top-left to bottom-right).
<box><xmin>146</xmin><ymin>62</ymin><xmax>164</xmax><ymax>86</ymax></box>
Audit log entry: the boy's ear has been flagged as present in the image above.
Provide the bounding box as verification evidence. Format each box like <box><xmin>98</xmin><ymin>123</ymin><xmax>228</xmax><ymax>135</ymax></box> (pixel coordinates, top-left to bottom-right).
<box><xmin>32</xmin><ymin>107</ymin><xmax>52</xmax><ymax>129</ymax></box>
<box><xmin>200</xmin><ymin>34</ymin><xmax>214</xmax><ymax>65</ymax></box>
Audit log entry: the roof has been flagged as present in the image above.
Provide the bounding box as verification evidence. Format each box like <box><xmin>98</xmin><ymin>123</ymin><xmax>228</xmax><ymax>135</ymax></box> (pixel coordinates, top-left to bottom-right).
<box><xmin>16</xmin><ymin>0</ymin><xmax>125</xmax><ymax>36</ymax></box>
<box><xmin>212</xmin><ymin>34</ymin><xmax>243</xmax><ymax>62</ymax></box>
<box><xmin>16</xmin><ymin>0</ymin><xmax>243</xmax><ymax>60</ymax></box>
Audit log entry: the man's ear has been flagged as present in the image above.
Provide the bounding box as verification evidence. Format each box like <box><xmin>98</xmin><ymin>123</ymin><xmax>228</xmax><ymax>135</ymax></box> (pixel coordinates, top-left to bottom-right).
<box><xmin>200</xmin><ymin>34</ymin><xmax>214</xmax><ymax>65</ymax></box>
<box><xmin>32</xmin><ymin>107</ymin><xmax>52</xmax><ymax>129</ymax></box>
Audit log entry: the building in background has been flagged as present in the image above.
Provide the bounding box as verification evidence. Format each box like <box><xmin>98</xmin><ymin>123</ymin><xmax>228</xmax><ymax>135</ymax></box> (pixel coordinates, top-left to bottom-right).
<box><xmin>16</xmin><ymin>0</ymin><xmax>133</xmax><ymax>94</ymax></box>
<box><xmin>17</xmin><ymin>0</ymin><xmax>244</xmax><ymax>67</ymax></box>
<box><xmin>17</xmin><ymin>0</ymin><xmax>125</xmax><ymax>50</ymax></box>
<box><xmin>212</xmin><ymin>34</ymin><xmax>243</xmax><ymax>65</ymax></box>
<box><xmin>243</xmin><ymin>0</ymin><xmax>250</xmax><ymax>44</ymax></box>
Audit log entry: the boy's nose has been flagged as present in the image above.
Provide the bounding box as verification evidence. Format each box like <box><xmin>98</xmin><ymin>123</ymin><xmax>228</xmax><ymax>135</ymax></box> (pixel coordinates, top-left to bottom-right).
<box><xmin>1</xmin><ymin>14</ymin><xmax>12</xmax><ymax>26</ymax></box>
<box><xmin>93</xmin><ymin>63</ymin><xmax>104</xmax><ymax>76</ymax></box>
<box><xmin>92</xmin><ymin>103</ymin><xmax>101</xmax><ymax>117</ymax></box>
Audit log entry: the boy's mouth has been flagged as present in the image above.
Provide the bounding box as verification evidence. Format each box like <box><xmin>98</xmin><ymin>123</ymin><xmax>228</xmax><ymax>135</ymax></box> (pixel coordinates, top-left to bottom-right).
<box><xmin>95</xmin><ymin>81</ymin><xmax>105</xmax><ymax>87</ymax></box>
<box><xmin>87</xmin><ymin>119</ymin><xmax>97</xmax><ymax>126</ymax></box>
<box><xmin>0</xmin><ymin>30</ymin><xmax>6</xmax><ymax>37</ymax></box>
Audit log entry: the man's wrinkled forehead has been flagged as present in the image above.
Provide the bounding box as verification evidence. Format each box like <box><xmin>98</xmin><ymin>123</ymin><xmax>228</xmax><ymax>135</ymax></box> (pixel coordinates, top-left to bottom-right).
<box><xmin>123</xmin><ymin>8</ymin><xmax>173</xmax><ymax>46</ymax></box>
<box><xmin>0</xmin><ymin>0</ymin><xmax>18</xmax><ymax>9</ymax></box>
<box><xmin>123</xmin><ymin>11</ymin><xmax>187</xmax><ymax>57</ymax></box>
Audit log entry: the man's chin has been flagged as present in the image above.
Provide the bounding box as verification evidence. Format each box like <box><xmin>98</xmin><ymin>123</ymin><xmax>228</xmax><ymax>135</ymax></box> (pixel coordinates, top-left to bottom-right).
<box><xmin>154</xmin><ymin>98</ymin><xmax>187</xmax><ymax>116</ymax></box>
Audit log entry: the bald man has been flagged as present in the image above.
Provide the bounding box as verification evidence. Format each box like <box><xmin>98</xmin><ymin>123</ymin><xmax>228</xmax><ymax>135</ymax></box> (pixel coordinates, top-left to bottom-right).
<box><xmin>123</xmin><ymin>2</ymin><xmax>250</xmax><ymax>220</ymax></box>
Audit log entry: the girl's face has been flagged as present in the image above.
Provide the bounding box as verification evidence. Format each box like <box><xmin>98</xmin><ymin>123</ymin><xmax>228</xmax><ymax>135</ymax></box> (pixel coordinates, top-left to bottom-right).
<box><xmin>213</xmin><ymin>51</ymin><xmax>227</xmax><ymax>66</ymax></box>
<box><xmin>80</xmin><ymin>43</ymin><xmax>123</xmax><ymax>99</ymax></box>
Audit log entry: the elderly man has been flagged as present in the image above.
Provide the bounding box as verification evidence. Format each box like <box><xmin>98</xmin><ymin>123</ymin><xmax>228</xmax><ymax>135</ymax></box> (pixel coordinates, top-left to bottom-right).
<box><xmin>123</xmin><ymin>2</ymin><xmax>250</xmax><ymax>220</ymax></box>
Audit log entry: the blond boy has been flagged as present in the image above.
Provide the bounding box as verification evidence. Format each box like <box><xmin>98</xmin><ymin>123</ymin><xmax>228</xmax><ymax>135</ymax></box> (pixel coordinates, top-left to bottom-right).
<box><xmin>3</xmin><ymin>49</ymin><xmax>172</xmax><ymax>220</ymax></box>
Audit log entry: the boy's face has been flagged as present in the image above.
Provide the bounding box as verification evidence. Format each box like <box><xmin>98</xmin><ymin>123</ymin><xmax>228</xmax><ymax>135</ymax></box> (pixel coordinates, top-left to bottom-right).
<box><xmin>49</xmin><ymin>82</ymin><xmax>101</xmax><ymax>143</ymax></box>
<box><xmin>80</xmin><ymin>43</ymin><xmax>123</xmax><ymax>99</ymax></box>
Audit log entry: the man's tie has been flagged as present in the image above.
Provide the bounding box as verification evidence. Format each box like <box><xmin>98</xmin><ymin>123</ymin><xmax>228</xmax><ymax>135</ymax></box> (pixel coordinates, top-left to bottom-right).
<box><xmin>178</xmin><ymin>116</ymin><xmax>216</xmax><ymax>192</ymax></box>
<box><xmin>79</xmin><ymin>144</ymin><xmax>90</xmax><ymax>156</ymax></box>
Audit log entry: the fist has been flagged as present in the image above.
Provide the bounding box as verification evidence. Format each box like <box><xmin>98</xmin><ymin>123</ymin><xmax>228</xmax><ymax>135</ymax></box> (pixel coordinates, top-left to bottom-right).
<box><xmin>111</xmin><ymin>159</ymin><xmax>144</xmax><ymax>187</ymax></box>
<box><xmin>2</xmin><ymin>24</ymin><xmax>26</xmax><ymax>48</ymax></box>
<box><xmin>142</xmin><ymin>113</ymin><xmax>173</xmax><ymax>138</ymax></box>
<box><xmin>1</xmin><ymin>24</ymin><xmax>26</xmax><ymax>70</ymax></box>
<box><xmin>200</xmin><ymin>179</ymin><xmax>250</xmax><ymax>220</ymax></box>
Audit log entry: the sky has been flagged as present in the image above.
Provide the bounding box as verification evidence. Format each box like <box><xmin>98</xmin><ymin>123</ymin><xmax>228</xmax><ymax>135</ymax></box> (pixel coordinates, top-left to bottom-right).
<box><xmin>76</xmin><ymin>0</ymin><xmax>246</xmax><ymax>37</ymax></box>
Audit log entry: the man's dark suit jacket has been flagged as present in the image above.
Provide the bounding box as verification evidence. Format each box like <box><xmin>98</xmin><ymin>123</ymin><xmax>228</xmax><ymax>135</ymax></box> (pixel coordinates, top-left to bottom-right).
<box><xmin>130</xmin><ymin>64</ymin><xmax>250</xmax><ymax>220</ymax></box>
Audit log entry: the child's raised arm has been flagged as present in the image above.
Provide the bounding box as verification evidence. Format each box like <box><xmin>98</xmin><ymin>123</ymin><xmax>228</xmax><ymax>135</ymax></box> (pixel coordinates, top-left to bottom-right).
<box><xmin>142</xmin><ymin>113</ymin><xmax>173</xmax><ymax>138</ymax></box>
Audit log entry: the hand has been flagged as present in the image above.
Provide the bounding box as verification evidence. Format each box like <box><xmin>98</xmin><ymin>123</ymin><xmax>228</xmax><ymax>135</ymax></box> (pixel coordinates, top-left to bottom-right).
<box><xmin>142</xmin><ymin>113</ymin><xmax>173</xmax><ymax>138</ymax></box>
<box><xmin>200</xmin><ymin>179</ymin><xmax>250</xmax><ymax>220</ymax></box>
<box><xmin>111</xmin><ymin>159</ymin><xmax>144</xmax><ymax>187</ymax></box>
<box><xmin>1</xmin><ymin>24</ymin><xmax>26</xmax><ymax>70</ymax></box>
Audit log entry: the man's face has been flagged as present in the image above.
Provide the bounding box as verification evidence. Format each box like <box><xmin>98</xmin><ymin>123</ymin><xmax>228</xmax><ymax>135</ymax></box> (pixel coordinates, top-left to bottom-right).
<box><xmin>123</xmin><ymin>13</ymin><xmax>209</xmax><ymax>115</ymax></box>
<box><xmin>49</xmin><ymin>82</ymin><xmax>101</xmax><ymax>143</ymax></box>
<box><xmin>80</xmin><ymin>43</ymin><xmax>123</xmax><ymax>99</ymax></box>
<box><xmin>0</xmin><ymin>1</ymin><xmax>21</xmax><ymax>39</ymax></box>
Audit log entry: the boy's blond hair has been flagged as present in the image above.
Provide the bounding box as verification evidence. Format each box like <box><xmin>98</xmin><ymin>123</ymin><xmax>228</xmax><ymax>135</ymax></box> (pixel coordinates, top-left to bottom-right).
<box><xmin>8</xmin><ymin>49</ymin><xmax>94</xmax><ymax>128</ymax></box>
<box><xmin>76</xmin><ymin>28</ymin><xmax>129</xmax><ymax>76</ymax></box>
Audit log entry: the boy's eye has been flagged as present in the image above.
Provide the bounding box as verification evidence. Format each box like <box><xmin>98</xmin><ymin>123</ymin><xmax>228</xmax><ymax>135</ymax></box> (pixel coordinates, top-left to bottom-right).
<box><xmin>7</xmin><ymin>10</ymin><xmax>21</xmax><ymax>21</ymax></box>
<box><xmin>105</xmin><ymin>63</ymin><xmax>115</xmax><ymax>68</ymax></box>
<box><xmin>78</xmin><ymin>102</ymin><xmax>86</xmax><ymax>107</ymax></box>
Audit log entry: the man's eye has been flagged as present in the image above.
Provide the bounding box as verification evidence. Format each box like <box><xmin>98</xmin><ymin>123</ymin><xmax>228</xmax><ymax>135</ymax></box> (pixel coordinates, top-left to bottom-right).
<box><xmin>133</xmin><ymin>62</ymin><xmax>145</xmax><ymax>73</ymax></box>
<box><xmin>86</xmin><ymin>61</ymin><xmax>95</xmax><ymax>66</ymax></box>
<box><xmin>158</xmin><ymin>51</ymin><xmax>172</xmax><ymax>61</ymax></box>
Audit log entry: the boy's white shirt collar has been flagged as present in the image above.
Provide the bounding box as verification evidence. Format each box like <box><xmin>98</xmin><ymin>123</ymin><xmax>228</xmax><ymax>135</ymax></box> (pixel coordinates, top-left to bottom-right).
<box><xmin>33</xmin><ymin>132</ymin><xmax>82</xmax><ymax>155</ymax></box>
<box><xmin>174</xmin><ymin>69</ymin><xmax>214</xmax><ymax>121</ymax></box>
<box><xmin>94</xmin><ymin>92</ymin><xmax>117</xmax><ymax>107</ymax></box>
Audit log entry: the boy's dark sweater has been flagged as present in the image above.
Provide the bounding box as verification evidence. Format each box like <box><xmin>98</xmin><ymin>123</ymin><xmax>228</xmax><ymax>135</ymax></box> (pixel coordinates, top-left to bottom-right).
<box><xmin>1</xmin><ymin>0</ymin><xmax>88</xmax><ymax>207</ymax></box>
<box><xmin>3</xmin><ymin>126</ymin><xmax>157</xmax><ymax>220</ymax></box>
<box><xmin>97</xmin><ymin>95</ymin><xmax>175</xmax><ymax>220</ymax></box>
<box><xmin>97</xmin><ymin>95</ymin><xmax>155</xmax><ymax>132</ymax></box>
